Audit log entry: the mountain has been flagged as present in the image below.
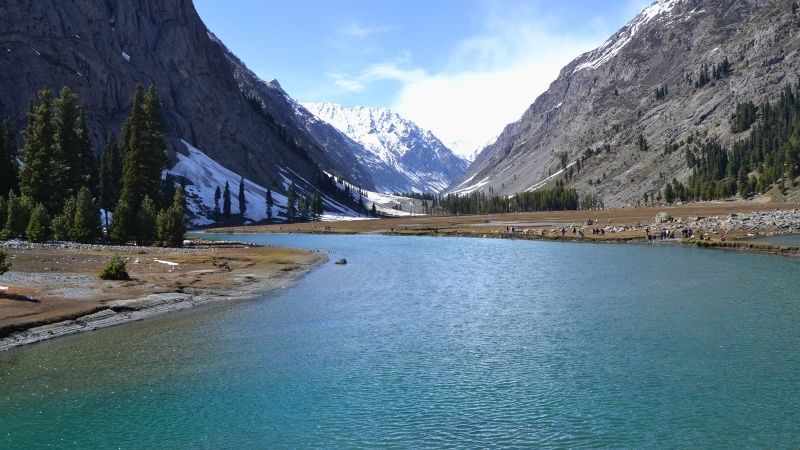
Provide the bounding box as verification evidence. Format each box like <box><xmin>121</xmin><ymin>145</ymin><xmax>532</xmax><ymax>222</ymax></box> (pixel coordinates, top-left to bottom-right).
<box><xmin>0</xmin><ymin>0</ymin><xmax>377</xmax><ymax>222</ymax></box>
<box><xmin>303</xmin><ymin>102</ymin><xmax>468</xmax><ymax>193</ymax></box>
<box><xmin>451</xmin><ymin>0</ymin><xmax>800</xmax><ymax>206</ymax></box>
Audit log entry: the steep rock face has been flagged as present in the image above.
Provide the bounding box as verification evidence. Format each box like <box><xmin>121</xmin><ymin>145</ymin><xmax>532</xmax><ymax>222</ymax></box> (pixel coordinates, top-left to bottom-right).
<box><xmin>0</xmin><ymin>0</ymin><xmax>373</xmax><ymax>193</ymax></box>
<box><xmin>452</xmin><ymin>0</ymin><xmax>798</xmax><ymax>206</ymax></box>
<box><xmin>304</xmin><ymin>102</ymin><xmax>468</xmax><ymax>193</ymax></box>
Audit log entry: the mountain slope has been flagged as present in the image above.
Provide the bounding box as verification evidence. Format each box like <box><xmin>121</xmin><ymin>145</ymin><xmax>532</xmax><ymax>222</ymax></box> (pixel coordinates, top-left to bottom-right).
<box><xmin>0</xmin><ymin>0</ymin><xmax>378</xmax><ymax>221</ymax></box>
<box><xmin>303</xmin><ymin>102</ymin><xmax>468</xmax><ymax>193</ymax></box>
<box><xmin>451</xmin><ymin>0</ymin><xmax>799</xmax><ymax>206</ymax></box>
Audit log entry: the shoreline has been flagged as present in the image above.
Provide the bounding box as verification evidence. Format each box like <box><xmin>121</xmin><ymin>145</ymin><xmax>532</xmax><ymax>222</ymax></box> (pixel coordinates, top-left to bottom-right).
<box><xmin>202</xmin><ymin>204</ymin><xmax>800</xmax><ymax>258</ymax></box>
<box><xmin>0</xmin><ymin>241</ymin><xmax>327</xmax><ymax>353</ymax></box>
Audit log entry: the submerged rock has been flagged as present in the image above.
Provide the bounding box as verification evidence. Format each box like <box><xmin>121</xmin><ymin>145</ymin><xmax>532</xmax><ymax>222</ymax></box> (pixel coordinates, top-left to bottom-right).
<box><xmin>335</xmin><ymin>259</ymin><xmax>348</xmax><ymax>265</ymax></box>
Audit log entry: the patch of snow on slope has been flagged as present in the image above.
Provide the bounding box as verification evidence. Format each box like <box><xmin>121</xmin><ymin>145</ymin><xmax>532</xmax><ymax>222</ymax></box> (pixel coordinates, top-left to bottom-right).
<box><xmin>121</xmin><ymin>51</ymin><xmax>130</xmax><ymax>62</ymax></box>
<box><xmin>526</xmin><ymin>161</ymin><xmax>577</xmax><ymax>192</ymax></box>
<box><xmin>169</xmin><ymin>140</ymin><xmax>288</xmax><ymax>225</ymax></box>
<box><xmin>575</xmin><ymin>0</ymin><xmax>681</xmax><ymax>72</ymax></box>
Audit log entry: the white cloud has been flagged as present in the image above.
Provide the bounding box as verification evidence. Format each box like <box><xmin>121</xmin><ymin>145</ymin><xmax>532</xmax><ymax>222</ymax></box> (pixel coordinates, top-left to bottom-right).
<box><xmin>324</xmin><ymin>4</ymin><xmax>621</xmax><ymax>159</ymax></box>
<box><xmin>392</xmin><ymin>12</ymin><xmax>605</xmax><ymax>158</ymax></box>
<box><xmin>337</xmin><ymin>21</ymin><xmax>399</xmax><ymax>39</ymax></box>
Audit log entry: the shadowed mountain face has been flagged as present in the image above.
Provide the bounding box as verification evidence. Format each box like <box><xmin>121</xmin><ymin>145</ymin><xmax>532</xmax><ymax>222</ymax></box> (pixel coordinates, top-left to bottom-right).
<box><xmin>452</xmin><ymin>0</ymin><xmax>797</xmax><ymax>206</ymax></box>
<box><xmin>0</xmin><ymin>0</ymin><xmax>376</xmax><ymax>192</ymax></box>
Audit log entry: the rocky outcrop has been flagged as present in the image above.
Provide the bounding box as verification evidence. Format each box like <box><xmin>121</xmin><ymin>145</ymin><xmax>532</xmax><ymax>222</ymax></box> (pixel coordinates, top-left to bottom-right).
<box><xmin>451</xmin><ymin>0</ymin><xmax>800</xmax><ymax>206</ymax></box>
<box><xmin>0</xmin><ymin>0</ymin><xmax>374</xmax><ymax>193</ymax></box>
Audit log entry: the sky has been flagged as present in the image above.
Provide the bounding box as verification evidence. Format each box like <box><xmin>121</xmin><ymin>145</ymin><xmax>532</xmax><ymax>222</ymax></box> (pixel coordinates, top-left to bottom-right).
<box><xmin>194</xmin><ymin>0</ymin><xmax>654</xmax><ymax>158</ymax></box>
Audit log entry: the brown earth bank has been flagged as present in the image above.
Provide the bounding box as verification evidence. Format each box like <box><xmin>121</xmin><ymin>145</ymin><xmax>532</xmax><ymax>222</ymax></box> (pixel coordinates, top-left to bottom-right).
<box><xmin>207</xmin><ymin>201</ymin><xmax>800</xmax><ymax>255</ymax></box>
<box><xmin>0</xmin><ymin>241</ymin><xmax>326</xmax><ymax>351</ymax></box>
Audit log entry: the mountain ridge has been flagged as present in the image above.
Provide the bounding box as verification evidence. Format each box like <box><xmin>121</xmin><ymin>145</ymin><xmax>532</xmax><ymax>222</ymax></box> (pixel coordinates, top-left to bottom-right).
<box><xmin>451</xmin><ymin>0</ymin><xmax>797</xmax><ymax>206</ymax></box>
<box><xmin>303</xmin><ymin>102</ymin><xmax>468</xmax><ymax>193</ymax></box>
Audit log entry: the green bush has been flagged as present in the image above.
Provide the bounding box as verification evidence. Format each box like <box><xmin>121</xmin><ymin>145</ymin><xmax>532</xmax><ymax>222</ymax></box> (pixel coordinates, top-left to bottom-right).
<box><xmin>99</xmin><ymin>255</ymin><xmax>130</xmax><ymax>281</ymax></box>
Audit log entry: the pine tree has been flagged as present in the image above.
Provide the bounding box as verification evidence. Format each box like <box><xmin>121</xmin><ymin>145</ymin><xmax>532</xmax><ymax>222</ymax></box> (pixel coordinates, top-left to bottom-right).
<box><xmin>265</xmin><ymin>188</ymin><xmax>273</xmax><ymax>222</ymax></box>
<box><xmin>119</xmin><ymin>85</ymin><xmax>168</xmax><ymax>211</ymax></box>
<box><xmin>311</xmin><ymin>192</ymin><xmax>322</xmax><ymax>219</ymax></box>
<box><xmin>51</xmin><ymin>197</ymin><xmax>76</xmax><ymax>241</ymax></box>
<box><xmin>71</xmin><ymin>186</ymin><xmax>99</xmax><ymax>243</ymax></box>
<box><xmin>0</xmin><ymin>249</ymin><xmax>10</xmax><ymax>275</ymax></box>
<box><xmin>26</xmin><ymin>203</ymin><xmax>50</xmax><ymax>243</ymax></box>
<box><xmin>157</xmin><ymin>186</ymin><xmax>187</xmax><ymax>247</ymax></box>
<box><xmin>137</xmin><ymin>196</ymin><xmax>157</xmax><ymax>246</ymax></box>
<box><xmin>222</xmin><ymin>181</ymin><xmax>232</xmax><ymax>219</ymax></box>
<box><xmin>75</xmin><ymin>107</ymin><xmax>97</xmax><ymax>196</ymax></box>
<box><xmin>51</xmin><ymin>86</ymin><xmax>80</xmax><ymax>201</ymax></box>
<box><xmin>109</xmin><ymin>197</ymin><xmax>133</xmax><ymax>244</ymax></box>
<box><xmin>371</xmin><ymin>202</ymin><xmax>377</xmax><ymax>217</ymax></box>
<box><xmin>99</xmin><ymin>133</ymin><xmax>122</xmax><ymax>229</ymax></box>
<box><xmin>19</xmin><ymin>88</ymin><xmax>59</xmax><ymax>214</ymax></box>
<box><xmin>664</xmin><ymin>182</ymin><xmax>676</xmax><ymax>204</ymax></box>
<box><xmin>0</xmin><ymin>121</ymin><xmax>19</xmax><ymax>196</ymax></box>
<box><xmin>238</xmin><ymin>177</ymin><xmax>246</xmax><ymax>218</ymax></box>
<box><xmin>214</xmin><ymin>185</ymin><xmax>222</xmax><ymax>219</ymax></box>
<box><xmin>4</xmin><ymin>192</ymin><xmax>33</xmax><ymax>238</ymax></box>
<box><xmin>286</xmin><ymin>182</ymin><xmax>297</xmax><ymax>222</ymax></box>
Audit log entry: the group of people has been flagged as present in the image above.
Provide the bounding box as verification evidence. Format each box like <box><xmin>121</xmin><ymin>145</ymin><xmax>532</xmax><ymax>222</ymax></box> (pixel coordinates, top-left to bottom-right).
<box><xmin>645</xmin><ymin>227</ymin><xmax>675</xmax><ymax>241</ymax></box>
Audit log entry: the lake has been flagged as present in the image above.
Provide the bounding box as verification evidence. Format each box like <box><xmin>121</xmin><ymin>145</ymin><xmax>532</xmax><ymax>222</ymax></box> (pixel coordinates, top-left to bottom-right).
<box><xmin>1</xmin><ymin>234</ymin><xmax>799</xmax><ymax>448</ymax></box>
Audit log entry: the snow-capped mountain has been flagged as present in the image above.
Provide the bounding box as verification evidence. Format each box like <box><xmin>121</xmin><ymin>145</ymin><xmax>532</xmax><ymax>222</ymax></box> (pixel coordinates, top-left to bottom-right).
<box><xmin>303</xmin><ymin>102</ymin><xmax>468</xmax><ymax>193</ymax></box>
<box><xmin>451</xmin><ymin>0</ymin><xmax>799</xmax><ymax>206</ymax></box>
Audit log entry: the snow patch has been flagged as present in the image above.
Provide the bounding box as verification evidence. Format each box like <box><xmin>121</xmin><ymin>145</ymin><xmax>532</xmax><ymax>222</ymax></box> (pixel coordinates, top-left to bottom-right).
<box><xmin>121</xmin><ymin>51</ymin><xmax>130</xmax><ymax>62</ymax></box>
<box><xmin>154</xmin><ymin>259</ymin><xmax>179</xmax><ymax>267</ymax></box>
<box><xmin>574</xmin><ymin>0</ymin><xmax>681</xmax><ymax>72</ymax></box>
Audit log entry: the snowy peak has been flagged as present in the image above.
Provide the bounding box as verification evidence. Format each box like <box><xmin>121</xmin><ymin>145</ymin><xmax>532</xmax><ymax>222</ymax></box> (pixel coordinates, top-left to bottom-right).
<box><xmin>575</xmin><ymin>0</ymin><xmax>682</xmax><ymax>72</ymax></box>
<box><xmin>303</xmin><ymin>102</ymin><xmax>468</xmax><ymax>193</ymax></box>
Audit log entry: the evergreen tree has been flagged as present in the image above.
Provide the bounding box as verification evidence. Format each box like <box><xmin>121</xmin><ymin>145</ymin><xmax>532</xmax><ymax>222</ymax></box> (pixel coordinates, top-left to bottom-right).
<box><xmin>222</xmin><ymin>181</ymin><xmax>232</xmax><ymax>219</ymax></box>
<box><xmin>109</xmin><ymin>197</ymin><xmax>133</xmax><ymax>244</ymax></box>
<box><xmin>157</xmin><ymin>186</ymin><xmax>187</xmax><ymax>247</ymax></box>
<box><xmin>238</xmin><ymin>177</ymin><xmax>247</xmax><ymax>218</ymax></box>
<box><xmin>51</xmin><ymin>197</ymin><xmax>76</xmax><ymax>241</ymax></box>
<box><xmin>75</xmin><ymin>108</ymin><xmax>97</xmax><ymax>196</ymax></box>
<box><xmin>119</xmin><ymin>85</ymin><xmax>168</xmax><ymax>211</ymax></box>
<box><xmin>265</xmin><ymin>188</ymin><xmax>273</xmax><ymax>222</ymax></box>
<box><xmin>311</xmin><ymin>192</ymin><xmax>323</xmax><ymax>219</ymax></box>
<box><xmin>371</xmin><ymin>202</ymin><xmax>377</xmax><ymax>217</ymax></box>
<box><xmin>214</xmin><ymin>185</ymin><xmax>222</xmax><ymax>218</ymax></box>
<box><xmin>0</xmin><ymin>197</ymin><xmax>6</xmax><ymax>234</ymax></box>
<box><xmin>19</xmin><ymin>88</ymin><xmax>60</xmax><ymax>214</ymax></box>
<box><xmin>51</xmin><ymin>86</ymin><xmax>80</xmax><ymax>200</ymax></box>
<box><xmin>0</xmin><ymin>249</ymin><xmax>10</xmax><ymax>275</ymax></box>
<box><xmin>4</xmin><ymin>192</ymin><xmax>33</xmax><ymax>238</ymax></box>
<box><xmin>137</xmin><ymin>196</ymin><xmax>157</xmax><ymax>246</ymax></box>
<box><xmin>286</xmin><ymin>182</ymin><xmax>297</xmax><ymax>222</ymax></box>
<box><xmin>71</xmin><ymin>187</ymin><xmax>99</xmax><ymax>243</ymax></box>
<box><xmin>0</xmin><ymin>121</ymin><xmax>19</xmax><ymax>196</ymax></box>
<box><xmin>26</xmin><ymin>203</ymin><xmax>50</xmax><ymax>243</ymax></box>
<box><xmin>99</xmin><ymin>133</ymin><xmax>122</xmax><ymax>229</ymax></box>
<box><xmin>664</xmin><ymin>182</ymin><xmax>676</xmax><ymax>204</ymax></box>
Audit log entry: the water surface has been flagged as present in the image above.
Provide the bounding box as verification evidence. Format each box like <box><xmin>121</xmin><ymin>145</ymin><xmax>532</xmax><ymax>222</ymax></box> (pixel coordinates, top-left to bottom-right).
<box><xmin>1</xmin><ymin>234</ymin><xmax>799</xmax><ymax>448</ymax></box>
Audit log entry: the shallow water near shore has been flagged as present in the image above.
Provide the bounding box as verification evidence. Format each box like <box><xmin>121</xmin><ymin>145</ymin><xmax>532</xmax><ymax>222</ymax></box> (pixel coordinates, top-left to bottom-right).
<box><xmin>2</xmin><ymin>234</ymin><xmax>800</xmax><ymax>448</ymax></box>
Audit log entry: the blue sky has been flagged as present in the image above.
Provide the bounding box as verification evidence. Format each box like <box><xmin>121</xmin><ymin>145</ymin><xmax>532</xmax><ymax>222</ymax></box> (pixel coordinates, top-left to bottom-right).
<box><xmin>195</xmin><ymin>0</ymin><xmax>654</xmax><ymax>156</ymax></box>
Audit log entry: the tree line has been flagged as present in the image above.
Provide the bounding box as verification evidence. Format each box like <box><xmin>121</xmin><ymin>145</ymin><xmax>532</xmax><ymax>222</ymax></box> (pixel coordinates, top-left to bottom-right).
<box><xmin>665</xmin><ymin>81</ymin><xmax>800</xmax><ymax>203</ymax></box>
<box><xmin>0</xmin><ymin>85</ymin><xmax>186</xmax><ymax>246</ymax></box>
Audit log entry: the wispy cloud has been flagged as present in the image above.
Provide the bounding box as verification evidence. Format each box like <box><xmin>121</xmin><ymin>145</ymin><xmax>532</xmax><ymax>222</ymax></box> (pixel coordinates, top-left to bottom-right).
<box><xmin>337</xmin><ymin>21</ymin><xmax>399</xmax><ymax>39</ymax></box>
<box><xmin>324</xmin><ymin>3</ymin><xmax>630</xmax><ymax>157</ymax></box>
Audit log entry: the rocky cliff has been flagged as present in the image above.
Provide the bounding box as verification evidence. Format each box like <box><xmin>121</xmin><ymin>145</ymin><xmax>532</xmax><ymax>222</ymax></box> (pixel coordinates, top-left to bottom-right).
<box><xmin>452</xmin><ymin>0</ymin><xmax>799</xmax><ymax>206</ymax></box>
<box><xmin>0</xmin><ymin>0</ymin><xmax>375</xmax><ymax>194</ymax></box>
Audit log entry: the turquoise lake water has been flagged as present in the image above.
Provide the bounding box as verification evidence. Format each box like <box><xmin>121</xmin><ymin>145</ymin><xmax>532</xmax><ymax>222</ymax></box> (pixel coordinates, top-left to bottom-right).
<box><xmin>1</xmin><ymin>234</ymin><xmax>799</xmax><ymax>448</ymax></box>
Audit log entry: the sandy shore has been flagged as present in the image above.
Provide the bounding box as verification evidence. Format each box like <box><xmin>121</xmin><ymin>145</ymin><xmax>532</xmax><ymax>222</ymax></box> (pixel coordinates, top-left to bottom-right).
<box><xmin>0</xmin><ymin>240</ymin><xmax>327</xmax><ymax>352</ymax></box>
